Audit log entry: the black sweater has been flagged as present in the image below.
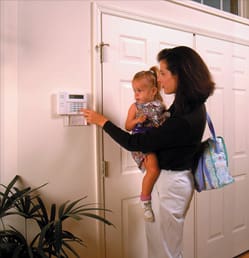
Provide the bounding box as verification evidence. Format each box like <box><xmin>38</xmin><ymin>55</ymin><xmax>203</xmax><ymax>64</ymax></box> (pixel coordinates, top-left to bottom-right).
<box><xmin>103</xmin><ymin>103</ymin><xmax>206</xmax><ymax>171</ymax></box>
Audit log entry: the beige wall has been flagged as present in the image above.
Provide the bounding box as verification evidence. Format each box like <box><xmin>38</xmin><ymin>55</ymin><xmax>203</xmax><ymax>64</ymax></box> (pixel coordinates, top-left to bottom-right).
<box><xmin>0</xmin><ymin>1</ymin><xmax>99</xmax><ymax>257</ymax></box>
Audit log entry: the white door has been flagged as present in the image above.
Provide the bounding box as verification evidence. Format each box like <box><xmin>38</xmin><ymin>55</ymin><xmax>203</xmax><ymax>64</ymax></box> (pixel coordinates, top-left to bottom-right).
<box><xmin>195</xmin><ymin>36</ymin><xmax>249</xmax><ymax>258</ymax></box>
<box><xmin>101</xmin><ymin>14</ymin><xmax>194</xmax><ymax>258</ymax></box>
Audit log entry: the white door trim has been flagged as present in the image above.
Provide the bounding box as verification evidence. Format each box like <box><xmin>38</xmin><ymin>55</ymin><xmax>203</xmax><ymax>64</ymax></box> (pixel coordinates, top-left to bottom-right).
<box><xmin>91</xmin><ymin>3</ymin><xmax>107</xmax><ymax>258</ymax></box>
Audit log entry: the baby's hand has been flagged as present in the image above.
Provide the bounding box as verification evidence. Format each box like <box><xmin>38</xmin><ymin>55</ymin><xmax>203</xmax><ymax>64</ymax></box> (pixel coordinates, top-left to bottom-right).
<box><xmin>137</xmin><ymin>114</ymin><xmax>147</xmax><ymax>123</ymax></box>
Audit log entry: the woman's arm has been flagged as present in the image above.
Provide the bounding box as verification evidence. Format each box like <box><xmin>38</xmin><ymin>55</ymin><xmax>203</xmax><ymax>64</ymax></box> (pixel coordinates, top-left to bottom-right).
<box><xmin>82</xmin><ymin>108</ymin><xmax>149</xmax><ymax>151</ymax></box>
<box><xmin>82</xmin><ymin>109</ymin><xmax>190</xmax><ymax>153</ymax></box>
<box><xmin>125</xmin><ymin>103</ymin><xmax>146</xmax><ymax>131</ymax></box>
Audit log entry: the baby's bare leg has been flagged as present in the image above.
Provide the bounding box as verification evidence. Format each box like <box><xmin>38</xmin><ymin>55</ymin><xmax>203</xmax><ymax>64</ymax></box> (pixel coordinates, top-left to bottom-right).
<box><xmin>140</xmin><ymin>153</ymin><xmax>160</xmax><ymax>222</ymax></box>
<box><xmin>141</xmin><ymin>153</ymin><xmax>160</xmax><ymax>198</ymax></box>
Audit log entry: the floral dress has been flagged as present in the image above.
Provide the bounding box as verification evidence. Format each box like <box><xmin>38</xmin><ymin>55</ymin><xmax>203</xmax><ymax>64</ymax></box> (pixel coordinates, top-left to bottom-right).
<box><xmin>131</xmin><ymin>100</ymin><xmax>168</xmax><ymax>171</ymax></box>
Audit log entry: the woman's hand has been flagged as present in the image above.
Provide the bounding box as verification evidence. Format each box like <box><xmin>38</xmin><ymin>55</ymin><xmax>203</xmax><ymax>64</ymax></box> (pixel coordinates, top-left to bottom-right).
<box><xmin>82</xmin><ymin>109</ymin><xmax>108</xmax><ymax>127</ymax></box>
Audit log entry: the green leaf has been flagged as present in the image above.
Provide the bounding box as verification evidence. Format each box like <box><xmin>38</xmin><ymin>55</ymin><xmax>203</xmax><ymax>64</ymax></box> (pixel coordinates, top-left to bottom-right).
<box><xmin>54</xmin><ymin>220</ymin><xmax>62</xmax><ymax>256</ymax></box>
<box><xmin>79</xmin><ymin>212</ymin><xmax>114</xmax><ymax>226</ymax></box>
<box><xmin>0</xmin><ymin>175</ymin><xmax>32</xmax><ymax>219</ymax></box>
<box><xmin>50</xmin><ymin>204</ymin><xmax>56</xmax><ymax>222</ymax></box>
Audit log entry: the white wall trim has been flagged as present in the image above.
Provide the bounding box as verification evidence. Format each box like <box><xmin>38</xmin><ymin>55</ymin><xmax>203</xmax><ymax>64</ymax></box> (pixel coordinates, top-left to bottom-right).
<box><xmin>94</xmin><ymin>0</ymin><xmax>249</xmax><ymax>47</ymax></box>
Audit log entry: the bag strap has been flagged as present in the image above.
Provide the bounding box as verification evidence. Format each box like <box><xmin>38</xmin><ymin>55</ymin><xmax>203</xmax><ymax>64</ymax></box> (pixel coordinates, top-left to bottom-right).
<box><xmin>206</xmin><ymin>112</ymin><xmax>220</xmax><ymax>153</ymax></box>
<box><xmin>206</xmin><ymin>112</ymin><xmax>216</xmax><ymax>139</ymax></box>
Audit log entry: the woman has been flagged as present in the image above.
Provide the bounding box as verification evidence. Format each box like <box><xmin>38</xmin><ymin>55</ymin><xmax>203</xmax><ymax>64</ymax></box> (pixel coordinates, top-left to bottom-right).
<box><xmin>83</xmin><ymin>46</ymin><xmax>215</xmax><ymax>258</ymax></box>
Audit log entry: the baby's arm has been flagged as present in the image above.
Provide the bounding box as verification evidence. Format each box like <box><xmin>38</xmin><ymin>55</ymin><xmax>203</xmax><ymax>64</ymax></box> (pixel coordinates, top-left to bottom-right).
<box><xmin>125</xmin><ymin>103</ymin><xmax>146</xmax><ymax>131</ymax></box>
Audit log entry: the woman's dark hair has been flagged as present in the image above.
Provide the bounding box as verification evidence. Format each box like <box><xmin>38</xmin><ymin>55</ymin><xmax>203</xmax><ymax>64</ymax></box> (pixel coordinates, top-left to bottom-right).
<box><xmin>157</xmin><ymin>46</ymin><xmax>215</xmax><ymax>113</ymax></box>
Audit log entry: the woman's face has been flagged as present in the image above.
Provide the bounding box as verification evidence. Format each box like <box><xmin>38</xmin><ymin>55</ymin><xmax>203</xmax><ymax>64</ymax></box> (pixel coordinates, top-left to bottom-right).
<box><xmin>158</xmin><ymin>60</ymin><xmax>178</xmax><ymax>94</ymax></box>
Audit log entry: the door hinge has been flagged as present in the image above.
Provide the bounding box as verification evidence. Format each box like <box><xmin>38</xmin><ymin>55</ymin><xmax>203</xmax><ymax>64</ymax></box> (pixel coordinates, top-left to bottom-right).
<box><xmin>95</xmin><ymin>42</ymin><xmax>110</xmax><ymax>63</ymax></box>
<box><xmin>102</xmin><ymin>160</ymin><xmax>108</xmax><ymax>177</ymax></box>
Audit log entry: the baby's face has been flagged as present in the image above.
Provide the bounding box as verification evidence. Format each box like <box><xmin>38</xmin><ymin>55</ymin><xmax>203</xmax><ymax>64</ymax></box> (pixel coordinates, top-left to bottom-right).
<box><xmin>132</xmin><ymin>78</ymin><xmax>157</xmax><ymax>104</ymax></box>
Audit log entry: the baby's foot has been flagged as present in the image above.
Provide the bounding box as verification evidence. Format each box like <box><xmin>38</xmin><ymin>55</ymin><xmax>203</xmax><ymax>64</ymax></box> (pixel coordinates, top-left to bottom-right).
<box><xmin>141</xmin><ymin>200</ymin><xmax>155</xmax><ymax>222</ymax></box>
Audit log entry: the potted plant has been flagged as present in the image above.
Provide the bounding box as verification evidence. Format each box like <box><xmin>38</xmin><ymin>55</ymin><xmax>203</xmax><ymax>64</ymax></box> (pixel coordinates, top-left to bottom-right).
<box><xmin>0</xmin><ymin>175</ymin><xmax>113</xmax><ymax>258</ymax></box>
